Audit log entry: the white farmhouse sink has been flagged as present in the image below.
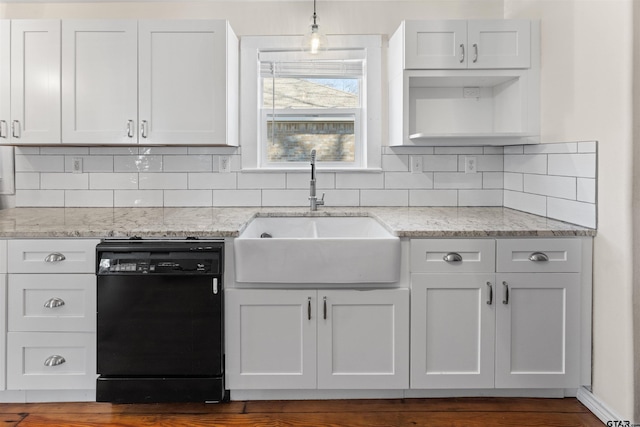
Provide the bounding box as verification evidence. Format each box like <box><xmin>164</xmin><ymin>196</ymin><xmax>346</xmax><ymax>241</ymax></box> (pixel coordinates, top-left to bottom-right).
<box><xmin>234</xmin><ymin>216</ymin><xmax>401</xmax><ymax>283</ymax></box>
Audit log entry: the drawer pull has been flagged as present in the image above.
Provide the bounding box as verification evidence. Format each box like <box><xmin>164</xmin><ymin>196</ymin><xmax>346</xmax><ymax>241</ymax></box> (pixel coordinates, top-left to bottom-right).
<box><xmin>44</xmin><ymin>252</ymin><xmax>66</xmax><ymax>263</ymax></box>
<box><xmin>502</xmin><ymin>281</ymin><xmax>509</xmax><ymax>305</ymax></box>
<box><xmin>44</xmin><ymin>297</ymin><xmax>65</xmax><ymax>309</ymax></box>
<box><xmin>44</xmin><ymin>355</ymin><xmax>66</xmax><ymax>367</ymax></box>
<box><xmin>486</xmin><ymin>282</ymin><xmax>493</xmax><ymax>305</ymax></box>
<box><xmin>443</xmin><ymin>252</ymin><xmax>462</xmax><ymax>263</ymax></box>
<box><xmin>529</xmin><ymin>252</ymin><xmax>549</xmax><ymax>262</ymax></box>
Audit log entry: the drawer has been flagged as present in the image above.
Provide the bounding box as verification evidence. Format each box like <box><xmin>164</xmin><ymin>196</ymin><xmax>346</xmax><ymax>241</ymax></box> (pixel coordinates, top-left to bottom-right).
<box><xmin>7</xmin><ymin>332</ymin><xmax>96</xmax><ymax>390</ymax></box>
<box><xmin>8</xmin><ymin>274</ymin><xmax>96</xmax><ymax>332</ymax></box>
<box><xmin>496</xmin><ymin>238</ymin><xmax>582</xmax><ymax>273</ymax></box>
<box><xmin>410</xmin><ymin>239</ymin><xmax>495</xmax><ymax>273</ymax></box>
<box><xmin>8</xmin><ymin>239</ymin><xmax>99</xmax><ymax>273</ymax></box>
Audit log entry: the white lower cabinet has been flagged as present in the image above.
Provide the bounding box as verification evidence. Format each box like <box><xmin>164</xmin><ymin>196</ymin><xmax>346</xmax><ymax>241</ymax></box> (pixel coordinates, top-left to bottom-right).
<box><xmin>226</xmin><ymin>288</ymin><xmax>409</xmax><ymax>390</ymax></box>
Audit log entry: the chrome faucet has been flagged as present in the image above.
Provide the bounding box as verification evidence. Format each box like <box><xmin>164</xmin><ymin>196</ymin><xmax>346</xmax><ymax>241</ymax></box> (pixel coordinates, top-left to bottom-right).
<box><xmin>309</xmin><ymin>149</ymin><xmax>325</xmax><ymax>211</ymax></box>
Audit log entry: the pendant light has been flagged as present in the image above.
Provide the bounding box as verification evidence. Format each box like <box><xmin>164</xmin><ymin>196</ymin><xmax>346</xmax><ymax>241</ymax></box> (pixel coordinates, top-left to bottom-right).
<box><xmin>302</xmin><ymin>0</ymin><xmax>328</xmax><ymax>54</ymax></box>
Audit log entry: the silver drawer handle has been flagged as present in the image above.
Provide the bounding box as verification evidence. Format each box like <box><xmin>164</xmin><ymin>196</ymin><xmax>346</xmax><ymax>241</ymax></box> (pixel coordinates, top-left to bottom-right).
<box><xmin>529</xmin><ymin>252</ymin><xmax>549</xmax><ymax>262</ymax></box>
<box><xmin>0</xmin><ymin>120</ymin><xmax>7</xmax><ymax>138</ymax></box>
<box><xmin>443</xmin><ymin>252</ymin><xmax>462</xmax><ymax>263</ymax></box>
<box><xmin>459</xmin><ymin>43</ymin><xmax>465</xmax><ymax>63</ymax></box>
<box><xmin>44</xmin><ymin>355</ymin><xmax>66</xmax><ymax>367</ymax></box>
<box><xmin>44</xmin><ymin>297</ymin><xmax>65</xmax><ymax>309</ymax></box>
<box><xmin>44</xmin><ymin>252</ymin><xmax>66</xmax><ymax>263</ymax></box>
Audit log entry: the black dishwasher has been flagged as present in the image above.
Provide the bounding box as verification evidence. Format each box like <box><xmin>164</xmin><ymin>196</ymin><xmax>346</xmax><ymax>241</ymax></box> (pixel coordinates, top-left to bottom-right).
<box><xmin>96</xmin><ymin>239</ymin><xmax>225</xmax><ymax>403</ymax></box>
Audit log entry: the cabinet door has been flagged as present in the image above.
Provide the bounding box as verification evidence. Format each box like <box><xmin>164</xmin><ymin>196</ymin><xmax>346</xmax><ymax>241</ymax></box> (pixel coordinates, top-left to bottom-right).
<box><xmin>411</xmin><ymin>274</ymin><xmax>495</xmax><ymax>389</ymax></box>
<box><xmin>10</xmin><ymin>20</ymin><xmax>60</xmax><ymax>144</ymax></box>
<box><xmin>467</xmin><ymin>20</ymin><xmax>530</xmax><ymax>69</ymax></box>
<box><xmin>62</xmin><ymin>20</ymin><xmax>138</xmax><ymax>144</ymax></box>
<box><xmin>317</xmin><ymin>289</ymin><xmax>409</xmax><ymax>389</ymax></box>
<box><xmin>495</xmin><ymin>273</ymin><xmax>580</xmax><ymax>388</ymax></box>
<box><xmin>0</xmin><ymin>20</ymin><xmax>9</xmax><ymax>144</ymax></box>
<box><xmin>404</xmin><ymin>20</ymin><xmax>467</xmax><ymax>69</ymax></box>
<box><xmin>138</xmin><ymin>20</ymin><xmax>228</xmax><ymax>145</ymax></box>
<box><xmin>225</xmin><ymin>289</ymin><xmax>316</xmax><ymax>389</ymax></box>
<box><xmin>0</xmin><ymin>273</ymin><xmax>6</xmax><ymax>391</ymax></box>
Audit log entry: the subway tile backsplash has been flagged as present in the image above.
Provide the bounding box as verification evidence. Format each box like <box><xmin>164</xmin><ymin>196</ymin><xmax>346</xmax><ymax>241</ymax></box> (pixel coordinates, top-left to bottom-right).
<box><xmin>13</xmin><ymin>141</ymin><xmax>598</xmax><ymax>228</ymax></box>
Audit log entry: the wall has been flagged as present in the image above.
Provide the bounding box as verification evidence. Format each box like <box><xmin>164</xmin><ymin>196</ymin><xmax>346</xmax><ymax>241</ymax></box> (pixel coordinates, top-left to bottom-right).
<box><xmin>505</xmin><ymin>0</ymin><xmax>635</xmax><ymax>421</ymax></box>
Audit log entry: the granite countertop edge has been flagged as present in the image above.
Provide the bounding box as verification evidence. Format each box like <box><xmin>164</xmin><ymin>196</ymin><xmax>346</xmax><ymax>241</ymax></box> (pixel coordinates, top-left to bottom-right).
<box><xmin>0</xmin><ymin>207</ymin><xmax>597</xmax><ymax>239</ymax></box>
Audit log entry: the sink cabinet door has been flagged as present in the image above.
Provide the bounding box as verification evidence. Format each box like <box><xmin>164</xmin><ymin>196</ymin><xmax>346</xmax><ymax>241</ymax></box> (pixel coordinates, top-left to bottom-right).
<box><xmin>317</xmin><ymin>289</ymin><xmax>409</xmax><ymax>389</ymax></box>
<box><xmin>225</xmin><ymin>289</ymin><xmax>317</xmax><ymax>389</ymax></box>
<box><xmin>411</xmin><ymin>273</ymin><xmax>495</xmax><ymax>389</ymax></box>
<box><xmin>495</xmin><ymin>273</ymin><xmax>580</xmax><ymax>388</ymax></box>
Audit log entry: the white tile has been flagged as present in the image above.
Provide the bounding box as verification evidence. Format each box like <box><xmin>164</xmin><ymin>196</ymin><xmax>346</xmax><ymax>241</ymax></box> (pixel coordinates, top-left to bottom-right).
<box><xmin>524</xmin><ymin>174</ymin><xmax>576</xmax><ymax>200</ymax></box>
<box><xmin>164</xmin><ymin>190</ymin><xmax>213</xmax><ymax>207</ymax></box>
<box><xmin>482</xmin><ymin>172</ymin><xmax>503</xmax><ymax>189</ymax></box>
<box><xmin>458</xmin><ymin>189</ymin><xmax>503</xmax><ymax>206</ymax></box>
<box><xmin>15</xmin><ymin>155</ymin><xmax>64</xmax><ymax>172</ymax></box>
<box><xmin>41</xmin><ymin>173</ymin><xmax>89</xmax><ymax>190</ymax></box>
<box><xmin>457</xmin><ymin>155</ymin><xmax>503</xmax><ymax>172</ymax></box>
<box><xmin>90</xmin><ymin>173</ymin><xmax>138</xmax><ymax>190</ymax></box>
<box><xmin>41</xmin><ymin>147</ymin><xmax>90</xmax><ymax>155</ymax></box>
<box><xmin>65</xmin><ymin>190</ymin><xmax>113</xmax><ymax>207</ymax></box>
<box><xmin>409</xmin><ymin>190</ymin><xmax>457</xmax><ymax>206</ymax></box>
<box><xmin>503</xmin><ymin>190</ymin><xmax>546</xmax><ymax>217</ymax></box>
<box><xmin>578</xmin><ymin>141</ymin><xmax>597</xmax><ymax>153</ymax></box>
<box><xmin>188</xmin><ymin>173</ymin><xmax>237</xmax><ymax>190</ymax></box>
<box><xmin>15</xmin><ymin>173</ymin><xmax>40</xmax><ymax>190</ymax></box>
<box><xmin>262</xmin><ymin>190</ymin><xmax>309</xmax><ymax>207</ymax></box>
<box><xmin>15</xmin><ymin>147</ymin><xmax>40</xmax><ymax>155</ymax></box>
<box><xmin>483</xmin><ymin>146</ymin><xmax>504</xmax><ymax>155</ymax></box>
<box><xmin>382</xmin><ymin>154</ymin><xmax>409</xmax><ymax>172</ymax></box>
<box><xmin>238</xmin><ymin>173</ymin><xmax>286</xmax><ymax>189</ymax></box>
<box><xmin>504</xmin><ymin>154</ymin><xmax>547</xmax><ymax>174</ymax></box>
<box><xmin>423</xmin><ymin>155</ymin><xmax>457</xmax><ymax>172</ymax></box>
<box><xmin>523</xmin><ymin>142</ymin><xmax>577</xmax><ymax>154</ymax></box>
<box><xmin>114</xmin><ymin>155</ymin><xmax>162</xmax><ymax>172</ymax></box>
<box><xmin>385</xmin><ymin>172</ymin><xmax>433</xmax><ymax>189</ymax></box>
<box><xmin>286</xmin><ymin>172</ymin><xmax>335</xmax><ymax>189</ymax></box>
<box><xmin>188</xmin><ymin>146</ymin><xmax>238</xmax><ymax>155</ymax></box>
<box><xmin>321</xmin><ymin>190</ymin><xmax>360</xmax><ymax>206</ymax></box>
<box><xmin>547</xmin><ymin>153</ymin><xmax>596</xmax><ymax>178</ymax></box>
<box><xmin>335</xmin><ymin>173</ymin><xmax>384</xmax><ymax>189</ymax></box>
<box><xmin>163</xmin><ymin>155</ymin><xmax>213</xmax><ymax>172</ymax></box>
<box><xmin>15</xmin><ymin>190</ymin><xmax>65</xmax><ymax>207</ymax></box>
<box><xmin>384</xmin><ymin>147</ymin><xmax>434</xmax><ymax>155</ymax></box>
<box><xmin>139</xmin><ymin>173</ymin><xmax>188</xmax><ymax>190</ymax></box>
<box><xmin>434</xmin><ymin>146</ymin><xmax>483</xmax><ymax>155</ymax></box>
<box><xmin>433</xmin><ymin>172</ymin><xmax>483</xmax><ymax>189</ymax></box>
<box><xmin>503</xmin><ymin>145</ymin><xmax>524</xmax><ymax>154</ymax></box>
<box><xmin>138</xmin><ymin>147</ymin><xmax>188</xmax><ymax>155</ymax></box>
<box><xmin>229</xmin><ymin>155</ymin><xmax>242</xmax><ymax>172</ymax></box>
<box><xmin>212</xmin><ymin>189</ymin><xmax>261</xmax><ymax>207</ymax></box>
<box><xmin>360</xmin><ymin>190</ymin><xmax>408</xmax><ymax>206</ymax></box>
<box><xmin>577</xmin><ymin>178</ymin><xmax>597</xmax><ymax>203</ymax></box>
<box><xmin>114</xmin><ymin>190</ymin><xmax>164</xmax><ymax>207</ymax></box>
<box><xmin>65</xmin><ymin>156</ymin><xmax>114</xmax><ymax>173</ymax></box>
<box><xmin>89</xmin><ymin>147</ymin><xmax>138</xmax><ymax>155</ymax></box>
<box><xmin>547</xmin><ymin>197</ymin><xmax>596</xmax><ymax>228</ymax></box>
<box><xmin>504</xmin><ymin>172</ymin><xmax>523</xmax><ymax>191</ymax></box>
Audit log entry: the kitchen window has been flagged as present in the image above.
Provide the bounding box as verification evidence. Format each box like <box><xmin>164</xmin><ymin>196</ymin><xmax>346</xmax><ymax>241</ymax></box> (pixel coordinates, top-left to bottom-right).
<box><xmin>241</xmin><ymin>36</ymin><xmax>382</xmax><ymax>171</ymax></box>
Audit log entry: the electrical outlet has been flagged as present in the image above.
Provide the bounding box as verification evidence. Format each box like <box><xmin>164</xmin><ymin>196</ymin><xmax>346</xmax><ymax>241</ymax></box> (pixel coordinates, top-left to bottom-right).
<box><xmin>219</xmin><ymin>156</ymin><xmax>230</xmax><ymax>173</ymax></box>
<box><xmin>410</xmin><ymin>155</ymin><xmax>423</xmax><ymax>174</ymax></box>
<box><xmin>464</xmin><ymin>156</ymin><xmax>477</xmax><ymax>174</ymax></box>
<box><xmin>72</xmin><ymin>157</ymin><xmax>83</xmax><ymax>174</ymax></box>
<box><xmin>463</xmin><ymin>87</ymin><xmax>481</xmax><ymax>98</ymax></box>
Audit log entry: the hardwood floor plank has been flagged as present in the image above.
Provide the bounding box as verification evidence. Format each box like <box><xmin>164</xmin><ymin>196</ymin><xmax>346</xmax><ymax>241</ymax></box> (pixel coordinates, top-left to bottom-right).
<box><xmin>0</xmin><ymin>401</ymin><xmax>245</xmax><ymax>415</ymax></box>
<box><xmin>0</xmin><ymin>413</ymin><xmax>24</xmax><ymax>427</ymax></box>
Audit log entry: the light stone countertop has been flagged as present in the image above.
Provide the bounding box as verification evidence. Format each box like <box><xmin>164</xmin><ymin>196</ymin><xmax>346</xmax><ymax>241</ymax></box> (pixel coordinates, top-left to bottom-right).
<box><xmin>0</xmin><ymin>207</ymin><xmax>595</xmax><ymax>238</ymax></box>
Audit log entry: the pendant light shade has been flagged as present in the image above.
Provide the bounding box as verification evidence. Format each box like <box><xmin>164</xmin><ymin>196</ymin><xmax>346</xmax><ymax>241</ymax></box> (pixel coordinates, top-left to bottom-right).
<box><xmin>302</xmin><ymin>0</ymin><xmax>328</xmax><ymax>54</ymax></box>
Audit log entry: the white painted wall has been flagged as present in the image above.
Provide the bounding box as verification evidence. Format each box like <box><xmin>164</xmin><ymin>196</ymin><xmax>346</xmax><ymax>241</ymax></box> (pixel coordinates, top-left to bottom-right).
<box><xmin>2</xmin><ymin>0</ymin><xmax>634</xmax><ymax>421</ymax></box>
<box><xmin>505</xmin><ymin>0</ymin><xmax>635</xmax><ymax>422</ymax></box>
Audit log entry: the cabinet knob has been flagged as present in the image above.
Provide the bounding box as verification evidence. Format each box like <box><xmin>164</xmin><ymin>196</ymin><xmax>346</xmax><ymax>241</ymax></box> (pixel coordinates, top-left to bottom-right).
<box><xmin>44</xmin><ymin>297</ymin><xmax>65</xmax><ymax>309</ymax></box>
<box><xmin>44</xmin><ymin>355</ymin><xmax>66</xmax><ymax>367</ymax></box>
<box><xmin>528</xmin><ymin>252</ymin><xmax>549</xmax><ymax>262</ymax></box>
<box><xmin>44</xmin><ymin>252</ymin><xmax>66</xmax><ymax>263</ymax></box>
<box><xmin>443</xmin><ymin>252</ymin><xmax>462</xmax><ymax>263</ymax></box>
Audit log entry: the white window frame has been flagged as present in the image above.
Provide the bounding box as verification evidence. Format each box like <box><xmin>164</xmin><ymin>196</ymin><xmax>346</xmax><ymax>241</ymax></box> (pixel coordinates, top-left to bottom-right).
<box><xmin>240</xmin><ymin>35</ymin><xmax>382</xmax><ymax>171</ymax></box>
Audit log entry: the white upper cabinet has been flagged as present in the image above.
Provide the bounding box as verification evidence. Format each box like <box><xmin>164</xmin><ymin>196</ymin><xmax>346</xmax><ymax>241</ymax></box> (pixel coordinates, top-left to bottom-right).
<box><xmin>7</xmin><ymin>20</ymin><xmax>61</xmax><ymax>145</ymax></box>
<box><xmin>61</xmin><ymin>19</ymin><xmax>238</xmax><ymax>146</ymax></box>
<box><xmin>0</xmin><ymin>21</ymin><xmax>10</xmax><ymax>144</ymax></box>
<box><xmin>402</xmin><ymin>20</ymin><xmax>530</xmax><ymax>70</ymax></box>
<box><xmin>62</xmin><ymin>20</ymin><xmax>138</xmax><ymax>145</ymax></box>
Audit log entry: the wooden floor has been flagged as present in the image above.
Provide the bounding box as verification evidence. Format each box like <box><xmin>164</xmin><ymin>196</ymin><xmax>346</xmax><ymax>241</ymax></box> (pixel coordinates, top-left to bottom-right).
<box><xmin>0</xmin><ymin>397</ymin><xmax>603</xmax><ymax>426</ymax></box>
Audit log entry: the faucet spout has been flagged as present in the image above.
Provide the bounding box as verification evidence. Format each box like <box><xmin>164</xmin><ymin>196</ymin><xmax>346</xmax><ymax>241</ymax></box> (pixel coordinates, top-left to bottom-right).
<box><xmin>309</xmin><ymin>149</ymin><xmax>324</xmax><ymax>211</ymax></box>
